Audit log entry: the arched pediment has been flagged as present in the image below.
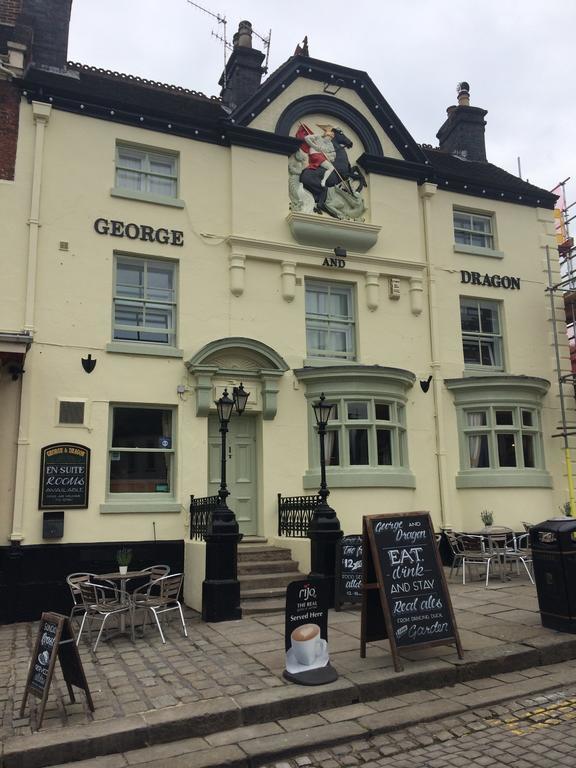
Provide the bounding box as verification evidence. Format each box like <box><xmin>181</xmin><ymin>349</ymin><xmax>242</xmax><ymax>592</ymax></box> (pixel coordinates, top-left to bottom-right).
<box><xmin>185</xmin><ymin>338</ymin><xmax>289</xmax><ymax>419</ymax></box>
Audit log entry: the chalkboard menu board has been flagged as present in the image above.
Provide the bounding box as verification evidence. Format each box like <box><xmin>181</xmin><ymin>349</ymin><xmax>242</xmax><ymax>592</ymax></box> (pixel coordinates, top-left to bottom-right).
<box><xmin>361</xmin><ymin>512</ymin><xmax>463</xmax><ymax>672</ymax></box>
<box><xmin>335</xmin><ymin>535</ymin><xmax>363</xmax><ymax>610</ymax></box>
<box><xmin>39</xmin><ymin>443</ymin><xmax>90</xmax><ymax>509</ymax></box>
<box><xmin>20</xmin><ymin>613</ymin><xmax>93</xmax><ymax>729</ymax></box>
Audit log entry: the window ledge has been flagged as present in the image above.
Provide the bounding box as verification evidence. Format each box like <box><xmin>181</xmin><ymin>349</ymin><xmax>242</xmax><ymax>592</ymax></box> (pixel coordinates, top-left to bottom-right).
<box><xmin>303</xmin><ymin>468</ymin><xmax>416</xmax><ymax>489</ymax></box>
<box><xmin>110</xmin><ymin>187</ymin><xmax>185</xmax><ymax>208</ymax></box>
<box><xmin>106</xmin><ymin>342</ymin><xmax>183</xmax><ymax>358</ymax></box>
<box><xmin>303</xmin><ymin>357</ymin><xmax>358</xmax><ymax>367</ymax></box>
<box><xmin>455</xmin><ymin>470</ymin><xmax>552</xmax><ymax>489</ymax></box>
<box><xmin>100</xmin><ymin>501</ymin><xmax>181</xmax><ymax>514</ymax></box>
<box><xmin>454</xmin><ymin>243</ymin><xmax>504</xmax><ymax>259</ymax></box>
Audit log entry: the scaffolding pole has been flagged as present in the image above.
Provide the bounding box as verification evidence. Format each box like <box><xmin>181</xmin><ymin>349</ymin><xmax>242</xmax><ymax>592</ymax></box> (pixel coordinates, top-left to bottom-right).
<box><xmin>546</xmin><ymin>244</ymin><xmax>576</xmax><ymax>516</ymax></box>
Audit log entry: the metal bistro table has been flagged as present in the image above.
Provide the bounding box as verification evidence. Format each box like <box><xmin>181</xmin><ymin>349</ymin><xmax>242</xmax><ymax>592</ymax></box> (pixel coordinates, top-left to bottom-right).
<box><xmin>97</xmin><ymin>570</ymin><xmax>148</xmax><ymax>636</ymax></box>
<box><xmin>470</xmin><ymin>526</ymin><xmax>514</xmax><ymax>582</ymax></box>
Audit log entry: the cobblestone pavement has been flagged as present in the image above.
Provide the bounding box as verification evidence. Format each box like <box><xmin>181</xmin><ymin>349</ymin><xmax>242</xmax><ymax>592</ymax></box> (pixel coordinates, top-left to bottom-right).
<box><xmin>263</xmin><ymin>684</ymin><xmax>576</xmax><ymax>768</ymax></box>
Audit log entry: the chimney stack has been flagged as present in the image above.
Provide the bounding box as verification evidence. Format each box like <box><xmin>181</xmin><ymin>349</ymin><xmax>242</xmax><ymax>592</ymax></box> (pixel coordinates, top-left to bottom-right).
<box><xmin>219</xmin><ymin>20</ymin><xmax>266</xmax><ymax>111</ymax></box>
<box><xmin>436</xmin><ymin>81</ymin><xmax>488</xmax><ymax>162</ymax></box>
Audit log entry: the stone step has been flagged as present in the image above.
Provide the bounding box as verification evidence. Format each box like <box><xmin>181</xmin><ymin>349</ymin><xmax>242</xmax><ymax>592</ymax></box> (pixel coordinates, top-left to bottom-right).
<box><xmin>241</xmin><ymin>586</ymin><xmax>288</xmax><ymax>600</ymax></box>
<box><xmin>239</xmin><ymin>572</ymin><xmax>297</xmax><ymax>590</ymax></box>
<box><xmin>241</xmin><ymin>597</ymin><xmax>286</xmax><ymax>615</ymax></box>
<box><xmin>238</xmin><ymin>559</ymin><xmax>300</xmax><ymax>575</ymax></box>
<box><xmin>237</xmin><ymin>545</ymin><xmax>294</xmax><ymax>563</ymax></box>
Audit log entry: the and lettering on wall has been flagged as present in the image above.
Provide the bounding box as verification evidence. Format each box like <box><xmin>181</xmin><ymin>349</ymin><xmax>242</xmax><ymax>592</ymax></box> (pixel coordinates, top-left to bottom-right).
<box><xmin>93</xmin><ymin>218</ymin><xmax>184</xmax><ymax>246</ymax></box>
<box><xmin>322</xmin><ymin>256</ymin><xmax>346</xmax><ymax>269</ymax></box>
<box><xmin>461</xmin><ymin>270</ymin><xmax>520</xmax><ymax>290</ymax></box>
<box><xmin>39</xmin><ymin>443</ymin><xmax>90</xmax><ymax>509</ymax></box>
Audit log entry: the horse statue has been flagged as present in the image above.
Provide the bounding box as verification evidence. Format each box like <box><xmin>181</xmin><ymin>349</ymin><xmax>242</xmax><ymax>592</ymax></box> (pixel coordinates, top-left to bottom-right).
<box><xmin>289</xmin><ymin>125</ymin><xmax>367</xmax><ymax>221</ymax></box>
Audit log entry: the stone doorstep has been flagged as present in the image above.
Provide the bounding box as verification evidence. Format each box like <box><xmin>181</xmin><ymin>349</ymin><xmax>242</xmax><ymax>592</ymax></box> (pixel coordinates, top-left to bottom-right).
<box><xmin>4</xmin><ymin>642</ymin><xmax>576</xmax><ymax>768</ymax></box>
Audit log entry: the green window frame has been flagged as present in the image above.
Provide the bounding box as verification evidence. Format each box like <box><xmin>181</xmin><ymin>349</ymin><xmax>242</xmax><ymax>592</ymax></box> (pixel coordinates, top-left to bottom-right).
<box><xmin>446</xmin><ymin>375</ymin><xmax>551</xmax><ymax>488</ymax></box>
<box><xmin>115</xmin><ymin>144</ymin><xmax>178</xmax><ymax>198</ymax></box>
<box><xmin>294</xmin><ymin>365</ymin><xmax>416</xmax><ymax>489</ymax></box>
<box><xmin>460</xmin><ymin>297</ymin><xmax>503</xmax><ymax>370</ymax></box>
<box><xmin>305</xmin><ymin>280</ymin><xmax>356</xmax><ymax>360</ymax></box>
<box><xmin>453</xmin><ymin>210</ymin><xmax>494</xmax><ymax>249</ymax></box>
<box><xmin>108</xmin><ymin>405</ymin><xmax>175</xmax><ymax>497</ymax></box>
<box><xmin>113</xmin><ymin>255</ymin><xmax>177</xmax><ymax>346</ymax></box>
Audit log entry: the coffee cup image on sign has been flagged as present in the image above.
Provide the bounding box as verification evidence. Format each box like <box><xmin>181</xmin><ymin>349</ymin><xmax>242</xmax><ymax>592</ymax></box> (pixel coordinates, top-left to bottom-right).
<box><xmin>38</xmin><ymin>650</ymin><xmax>50</xmax><ymax>666</ymax></box>
<box><xmin>290</xmin><ymin>623</ymin><xmax>322</xmax><ymax>666</ymax></box>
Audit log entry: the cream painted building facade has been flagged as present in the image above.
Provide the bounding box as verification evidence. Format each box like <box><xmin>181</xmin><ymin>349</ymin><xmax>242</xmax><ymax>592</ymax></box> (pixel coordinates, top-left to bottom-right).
<box><xmin>0</xmin><ymin>4</ymin><xmax>570</xmax><ymax>621</ymax></box>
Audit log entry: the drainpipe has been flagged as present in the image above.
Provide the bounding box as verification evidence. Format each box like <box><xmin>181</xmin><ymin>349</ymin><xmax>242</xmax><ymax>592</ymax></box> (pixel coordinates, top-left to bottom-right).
<box><xmin>419</xmin><ymin>182</ymin><xmax>450</xmax><ymax>528</ymax></box>
<box><xmin>10</xmin><ymin>101</ymin><xmax>52</xmax><ymax>543</ymax></box>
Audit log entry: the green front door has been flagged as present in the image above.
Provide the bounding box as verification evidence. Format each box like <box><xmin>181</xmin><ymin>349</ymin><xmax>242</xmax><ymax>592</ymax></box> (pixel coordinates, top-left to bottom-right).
<box><xmin>208</xmin><ymin>415</ymin><xmax>257</xmax><ymax>535</ymax></box>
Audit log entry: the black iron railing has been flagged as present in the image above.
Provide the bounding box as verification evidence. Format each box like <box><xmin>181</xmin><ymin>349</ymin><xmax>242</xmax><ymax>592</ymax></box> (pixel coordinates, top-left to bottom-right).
<box><xmin>189</xmin><ymin>495</ymin><xmax>219</xmax><ymax>540</ymax></box>
<box><xmin>277</xmin><ymin>493</ymin><xmax>321</xmax><ymax>537</ymax></box>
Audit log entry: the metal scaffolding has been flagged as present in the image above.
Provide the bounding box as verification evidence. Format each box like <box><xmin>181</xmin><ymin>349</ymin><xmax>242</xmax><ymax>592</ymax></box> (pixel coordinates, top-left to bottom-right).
<box><xmin>547</xmin><ymin>177</ymin><xmax>576</xmax><ymax>515</ymax></box>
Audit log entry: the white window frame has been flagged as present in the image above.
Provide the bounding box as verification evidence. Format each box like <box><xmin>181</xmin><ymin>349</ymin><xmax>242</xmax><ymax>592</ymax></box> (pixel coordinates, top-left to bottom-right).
<box><xmin>106</xmin><ymin>404</ymin><xmax>175</xmax><ymax>500</ymax></box>
<box><xmin>454</xmin><ymin>210</ymin><xmax>494</xmax><ymax>249</ymax></box>
<box><xmin>460</xmin><ymin>297</ymin><xmax>503</xmax><ymax>370</ymax></box>
<box><xmin>112</xmin><ymin>255</ymin><xmax>177</xmax><ymax>347</ymax></box>
<box><xmin>305</xmin><ymin>280</ymin><xmax>356</xmax><ymax>361</ymax></box>
<box><xmin>112</xmin><ymin>143</ymin><xmax>183</xmax><ymax>207</ymax></box>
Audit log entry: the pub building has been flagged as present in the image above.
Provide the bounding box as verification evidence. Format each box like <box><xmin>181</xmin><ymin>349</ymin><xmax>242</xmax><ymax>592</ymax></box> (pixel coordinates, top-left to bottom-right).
<box><xmin>0</xmin><ymin>0</ymin><xmax>571</xmax><ymax>623</ymax></box>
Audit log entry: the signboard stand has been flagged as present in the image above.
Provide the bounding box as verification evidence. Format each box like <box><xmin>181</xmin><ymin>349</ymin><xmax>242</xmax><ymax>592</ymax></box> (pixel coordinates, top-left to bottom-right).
<box><xmin>283</xmin><ymin>579</ymin><xmax>338</xmax><ymax>686</ymax></box>
<box><xmin>20</xmin><ymin>612</ymin><xmax>94</xmax><ymax>730</ymax></box>
<box><xmin>335</xmin><ymin>535</ymin><xmax>363</xmax><ymax>611</ymax></box>
<box><xmin>361</xmin><ymin>512</ymin><xmax>463</xmax><ymax>672</ymax></box>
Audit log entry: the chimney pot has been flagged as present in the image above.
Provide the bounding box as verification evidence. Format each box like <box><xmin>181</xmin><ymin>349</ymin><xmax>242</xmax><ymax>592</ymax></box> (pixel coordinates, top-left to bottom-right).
<box><xmin>237</xmin><ymin>20</ymin><xmax>253</xmax><ymax>48</ymax></box>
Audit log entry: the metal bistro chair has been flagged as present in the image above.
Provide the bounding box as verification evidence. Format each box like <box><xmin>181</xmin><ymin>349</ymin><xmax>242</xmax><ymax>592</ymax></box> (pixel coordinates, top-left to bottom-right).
<box><xmin>66</xmin><ymin>572</ymin><xmax>115</xmax><ymax>631</ymax></box>
<box><xmin>77</xmin><ymin>580</ymin><xmax>134</xmax><ymax>652</ymax></box>
<box><xmin>504</xmin><ymin>532</ymin><xmax>534</xmax><ymax>584</ymax></box>
<box><xmin>455</xmin><ymin>533</ymin><xmax>494</xmax><ymax>586</ymax></box>
<box><xmin>444</xmin><ymin>530</ymin><xmax>466</xmax><ymax>581</ymax></box>
<box><xmin>131</xmin><ymin>573</ymin><xmax>187</xmax><ymax>644</ymax></box>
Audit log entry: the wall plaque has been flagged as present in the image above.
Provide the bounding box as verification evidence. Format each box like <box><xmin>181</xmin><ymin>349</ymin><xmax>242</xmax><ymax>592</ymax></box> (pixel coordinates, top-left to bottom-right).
<box><xmin>39</xmin><ymin>443</ymin><xmax>90</xmax><ymax>509</ymax></box>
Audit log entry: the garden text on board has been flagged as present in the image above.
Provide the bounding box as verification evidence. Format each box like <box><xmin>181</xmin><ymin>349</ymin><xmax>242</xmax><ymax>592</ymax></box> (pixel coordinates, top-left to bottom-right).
<box><xmin>361</xmin><ymin>512</ymin><xmax>463</xmax><ymax>672</ymax></box>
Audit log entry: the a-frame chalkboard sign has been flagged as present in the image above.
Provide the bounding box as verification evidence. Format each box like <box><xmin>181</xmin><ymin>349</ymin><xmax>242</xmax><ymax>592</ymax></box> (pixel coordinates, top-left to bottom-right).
<box><xmin>20</xmin><ymin>612</ymin><xmax>94</xmax><ymax>729</ymax></box>
<box><xmin>361</xmin><ymin>512</ymin><xmax>463</xmax><ymax>672</ymax></box>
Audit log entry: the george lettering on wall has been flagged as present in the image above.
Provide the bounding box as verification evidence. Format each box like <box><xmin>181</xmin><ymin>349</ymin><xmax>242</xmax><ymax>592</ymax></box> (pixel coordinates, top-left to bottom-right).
<box><xmin>93</xmin><ymin>218</ymin><xmax>184</xmax><ymax>246</ymax></box>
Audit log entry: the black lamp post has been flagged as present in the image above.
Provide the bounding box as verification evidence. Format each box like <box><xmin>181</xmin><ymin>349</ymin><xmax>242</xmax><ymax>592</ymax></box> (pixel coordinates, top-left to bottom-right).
<box><xmin>309</xmin><ymin>392</ymin><xmax>343</xmax><ymax>607</ymax></box>
<box><xmin>202</xmin><ymin>383</ymin><xmax>249</xmax><ymax>622</ymax></box>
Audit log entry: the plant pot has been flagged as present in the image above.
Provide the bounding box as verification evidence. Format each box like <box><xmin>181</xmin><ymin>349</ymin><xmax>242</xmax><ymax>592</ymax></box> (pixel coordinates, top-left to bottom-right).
<box><xmin>119</xmin><ymin>565</ymin><xmax>128</xmax><ymax>575</ymax></box>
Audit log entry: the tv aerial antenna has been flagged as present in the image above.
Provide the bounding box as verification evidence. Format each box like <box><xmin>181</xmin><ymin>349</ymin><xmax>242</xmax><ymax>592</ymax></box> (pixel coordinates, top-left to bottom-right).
<box><xmin>186</xmin><ymin>1</ymin><xmax>272</xmax><ymax>87</ymax></box>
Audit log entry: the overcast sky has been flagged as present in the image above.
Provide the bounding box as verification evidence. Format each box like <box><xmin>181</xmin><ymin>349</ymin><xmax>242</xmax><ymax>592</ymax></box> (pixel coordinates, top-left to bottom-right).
<box><xmin>68</xmin><ymin>0</ymin><xmax>576</xmax><ymax>208</ymax></box>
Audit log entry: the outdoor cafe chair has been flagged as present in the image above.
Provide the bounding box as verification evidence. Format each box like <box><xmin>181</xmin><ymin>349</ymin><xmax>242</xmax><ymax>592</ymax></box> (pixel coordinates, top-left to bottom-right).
<box><xmin>454</xmin><ymin>533</ymin><xmax>495</xmax><ymax>586</ymax></box>
<box><xmin>125</xmin><ymin>564</ymin><xmax>170</xmax><ymax>593</ymax></box>
<box><xmin>444</xmin><ymin>530</ymin><xmax>465</xmax><ymax>581</ymax></box>
<box><xmin>66</xmin><ymin>572</ymin><xmax>115</xmax><ymax>630</ymax></box>
<box><xmin>130</xmin><ymin>573</ymin><xmax>187</xmax><ymax>644</ymax></box>
<box><xmin>504</xmin><ymin>532</ymin><xmax>534</xmax><ymax>584</ymax></box>
<box><xmin>77</xmin><ymin>580</ymin><xmax>134</xmax><ymax>652</ymax></box>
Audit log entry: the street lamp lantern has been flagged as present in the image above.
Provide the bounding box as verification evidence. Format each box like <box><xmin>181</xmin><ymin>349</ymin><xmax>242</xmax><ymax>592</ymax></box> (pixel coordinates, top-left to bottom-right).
<box><xmin>312</xmin><ymin>392</ymin><xmax>334</xmax><ymax>429</ymax></box>
<box><xmin>308</xmin><ymin>392</ymin><xmax>342</xmax><ymax>607</ymax></box>
<box><xmin>202</xmin><ymin>382</ymin><xmax>250</xmax><ymax>623</ymax></box>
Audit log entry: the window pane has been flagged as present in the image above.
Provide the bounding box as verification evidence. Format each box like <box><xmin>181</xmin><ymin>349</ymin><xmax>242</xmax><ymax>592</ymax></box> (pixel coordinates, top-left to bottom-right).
<box><xmin>109</xmin><ymin>452</ymin><xmax>170</xmax><ymax>493</ymax></box>
<box><xmin>473</xmin><ymin>217</ymin><xmax>491</xmax><ymax>233</ymax></box>
<box><xmin>497</xmin><ymin>434</ymin><xmax>517</xmax><ymax>467</ymax></box>
<box><xmin>461</xmin><ymin>304</ymin><xmax>480</xmax><ymax>332</ymax></box>
<box><xmin>118</xmin><ymin>150</ymin><xmax>143</xmax><ymax>170</ymax></box>
<box><xmin>330</xmin><ymin>291</ymin><xmax>349</xmax><ymax>318</ymax></box>
<box><xmin>330</xmin><ymin>329</ymin><xmax>348</xmax><ymax>353</ymax></box>
<box><xmin>375</xmin><ymin>403</ymin><xmax>390</xmax><ymax>421</ymax></box>
<box><xmin>522</xmin><ymin>410</ymin><xmax>534</xmax><ymax>427</ymax></box>
<box><xmin>480</xmin><ymin>306</ymin><xmax>498</xmax><ymax>333</ymax></box>
<box><xmin>349</xmin><ymin>429</ymin><xmax>369</xmax><ymax>465</ymax></box>
<box><xmin>495</xmin><ymin>410</ymin><xmax>513</xmax><ymax>425</ymax></box>
<box><xmin>347</xmin><ymin>402</ymin><xmax>368</xmax><ymax>420</ymax></box>
<box><xmin>463</xmin><ymin>340</ymin><xmax>481</xmax><ymax>365</ymax></box>
<box><xmin>149</xmin><ymin>176</ymin><xmax>177</xmax><ymax>196</ymax></box>
<box><xmin>116</xmin><ymin>168</ymin><xmax>142</xmax><ymax>191</ymax></box>
<box><xmin>377</xmin><ymin>429</ymin><xmax>392</xmax><ymax>465</ymax></box>
<box><xmin>112</xmin><ymin>408</ymin><xmax>171</xmax><ymax>448</ymax></box>
<box><xmin>523</xmin><ymin>435</ymin><xmax>535</xmax><ymax>468</ymax></box>
<box><xmin>325</xmin><ymin>431</ymin><xmax>339</xmax><ymax>465</ymax></box>
<box><xmin>479</xmin><ymin>340</ymin><xmax>497</xmax><ymax>366</ymax></box>
<box><xmin>453</xmin><ymin>213</ymin><xmax>470</xmax><ymax>229</ymax></box>
<box><xmin>468</xmin><ymin>434</ymin><xmax>489</xmax><ymax>468</ymax></box>
<box><xmin>117</xmin><ymin>262</ymin><xmax>144</xmax><ymax>297</ymax></box>
<box><xmin>149</xmin><ymin>157</ymin><xmax>174</xmax><ymax>175</ymax></box>
<box><xmin>467</xmin><ymin>411</ymin><xmax>487</xmax><ymax>427</ymax></box>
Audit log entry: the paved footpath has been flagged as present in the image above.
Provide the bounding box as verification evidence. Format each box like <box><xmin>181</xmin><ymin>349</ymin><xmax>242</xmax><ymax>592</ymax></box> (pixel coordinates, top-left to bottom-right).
<box><xmin>4</xmin><ymin>572</ymin><xmax>576</xmax><ymax>767</ymax></box>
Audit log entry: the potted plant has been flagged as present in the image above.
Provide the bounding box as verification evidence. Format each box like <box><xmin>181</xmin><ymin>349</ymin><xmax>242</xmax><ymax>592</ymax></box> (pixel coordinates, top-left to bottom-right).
<box><xmin>116</xmin><ymin>547</ymin><xmax>132</xmax><ymax>575</ymax></box>
<box><xmin>481</xmin><ymin>510</ymin><xmax>494</xmax><ymax>528</ymax></box>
